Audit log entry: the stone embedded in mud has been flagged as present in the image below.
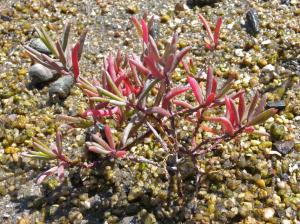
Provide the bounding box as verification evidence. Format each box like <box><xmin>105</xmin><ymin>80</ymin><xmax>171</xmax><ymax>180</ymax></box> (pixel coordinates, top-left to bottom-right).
<box><xmin>29</xmin><ymin>38</ymin><xmax>51</xmax><ymax>55</ymax></box>
<box><xmin>48</xmin><ymin>75</ymin><xmax>75</xmax><ymax>103</ymax></box>
<box><xmin>29</xmin><ymin>63</ymin><xmax>58</xmax><ymax>86</ymax></box>
<box><xmin>245</xmin><ymin>9</ymin><xmax>260</xmax><ymax>35</ymax></box>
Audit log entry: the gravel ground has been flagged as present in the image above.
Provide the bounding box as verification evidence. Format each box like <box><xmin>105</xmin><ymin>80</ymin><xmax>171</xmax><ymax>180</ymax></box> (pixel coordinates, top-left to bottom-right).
<box><xmin>0</xmin><ymin>0</ymin><xmax>299</xmax><ymax>223</ymax></box>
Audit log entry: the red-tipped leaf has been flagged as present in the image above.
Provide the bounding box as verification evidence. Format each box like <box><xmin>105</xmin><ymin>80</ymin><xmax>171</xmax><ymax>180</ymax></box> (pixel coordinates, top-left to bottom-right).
<box><xmin>129</xmin><ymin>58</ymin><xmax>150</xmax><ymax>77</ymax></box>
<box><xmin>199</xmin><ymin>14</ymin><xmax>214</xmax><ymax>43</ymax></box>
<box><xmin>213</xmin><ymin>17</ymin><xmax>222</xmax><ymax>45</ymax></box>
<box><xmin>225</xmin><ymin>96</ymin><xmax>235</xmax><ymax>124</ymax></box>
<box><xmin>205</xmin><ymin>116</ymin><xmax>235</xmax><ymax>136</ymax></box>
<box><xmin>188</xmin><ymin>76</ymin><xmax>204</xmax><ymax>104</ymax></box>
<box><xmin>206</xmin><ymin>66</ymin><xmax>213</xmax><ymax>97</ymax></box>
<box><xmin>144</xmin><ymin>55</ymin><xmax>163</xmax><ymax>79</ymax></box>
<box><xmin>104</xmin><ymin>125</ymin><xmax>115</xmax><ymax>149</ymax></box>
<box><xmin>132</xmin><ymin>16</ymin><xmax>143</xmax><ymax>37</ymax></box>
<box><xmin>145</xmin><ymin>106</ymin><xmax>171</xmax><ymax>117</ymax></box>
<box><xmin>162</xmin><ymin>86</ymin><xmax>190</xmax><ymax>108</ymax></box>
<box><xmin>238</xmin><ymin>92</ymin><xmax>246</xmax><ymax>122</ymax></box>
<box><xmin>141</xmin><ymin>19</ymin><xmax>148</xmax><ymax>44</ymax></box>
<box><xmin>72</xmin><ymin>42</ymin><xmax>80</xmax><ymax>81</ymax></box>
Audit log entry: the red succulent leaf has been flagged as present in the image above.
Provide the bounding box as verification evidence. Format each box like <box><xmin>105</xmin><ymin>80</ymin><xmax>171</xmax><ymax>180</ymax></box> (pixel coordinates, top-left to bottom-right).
<box><xmin>199</xmin><ymin>14</ymin><xmax>214</xmax><ymax>43</ymax></box>
<box><xmin>37</xmin><ymin>166</ymin><xmax>58</xmax><ymax>184</ymax></box>
<box><xmin>229</xmin><ymin>98</ymin><xmax>240</xmax><ymax>127</ymax></box>
<box><xmin>104</xmin><ymin>125</ymin><xmax>115</xmax><ymax>149</ymax></box>
<box><xmin>182</xmin><ymin>60</ymin><xmax>190</xmax><ymax>74</ymax></box>
<box><xmin>225</xmin><ymin>96</ymin><xmax>235</xmax><ymax>125</ymax></box>
<box><xmin>254</xmin><ymin>94</ymin><xmax>267</xmax><ymax>117</ymax></box>
<box><xmin>116</xmin><ymin>49</ymin><xmax>123</xmax><ymax>70</ymax></box>
<box><xmin>205</xmin><ymin>92</ymin><xmax>215</xmax><ymax>106</ymax></box>
<box><xmin>132</xmin><ymin>16</ymin><xmax>143</xmax><ymax>37</ymax></box>
<box><xmin>172</xmin><ymin>100</ymin><xmax>193</xmax><ymax>109</ymax></box>
<box><xmin>163</xmin><ymin>54</ymin><xmax>175</xmax><ymax>75</ymax></box>
<box><xmin>95</xmin><ymin>102</ymin><xmax>109</xmax><ymax>109</ymax></box>
<box><xmin>204</xmin><ymin>116</ymin><xmax>235</xmax><ymax>136</ymax></box>
<box><xmin>144</xmin><ymin>55</ymin><xmax>163</xmax><ymax>79</ymax></box>
<box><xmin>206</xmin><ymin>66</ymin><xmax>213</xmax><ymax>97</ymax></box>
<box><xmin>115</xmin><ymin>150</ymin><xmax>127</xmax><ymax>158</ymax></box>
<box><xmin>244</xmin><ymin>126</ymin><xmax>255</xmax><ymax>133</ymax></box>
<box><xmin>148</xmin><ymin>36</ymin><xmax>160</xmax><ymax>62</ymax></box>
<box><xmin>238</xmin><ymin>92</ymin><xmax>246</xmax><ymax>122</ymax></box>
<box><xmin>213</xmin><ymin>17</ymin><xmax>222</xmax><ymax>45</ymax></box>
<box><xmin>211</xmin><ymin>77</ymin><xmax>217</xmax><ymax>95</ymax></box>
<box><xmin>129</xmin><ymin>57</ymin><xmax>150</xmax><ymax>77</ymax></box>
<box><xmin>145</xmin><ymin>106</ymin><xmax>171</xmax><ymax>117</ymax></box>
<box><xmin>141</xmin><ymin>19</ymin><xmax>149</xmax><ymax>44</ymax></box>
<box><xmin>107</xmin><ymin>55</ymin><xmax>117</xmax><ymax>81</ymax></box>
<box><xmin>188</xmin><ymin>76</ymin><xmax>204</xmax><ymax>105</ymax></box>
<box><xmin>72</xmin><ymin>42</ymin><xmax>80</xmax><ymax>81</ymax></box>
<box><xmin>162</xmin><ymin>86</ymin><xmax>190</xmax><ymax>109</ymax></box>
<box><xmin>170</xmin><ymin>46</ymin><xmax>192</xmax><ymax>72</ymax></box>
<box><xmin>57</xmin><ymin>163</ymin><xmax>65</xmax><ymax>182</ymax></box>
<box><xmin>247</xmin><ymin>91</ymin><xmax>259</xmax><ymax>121</ymax></box>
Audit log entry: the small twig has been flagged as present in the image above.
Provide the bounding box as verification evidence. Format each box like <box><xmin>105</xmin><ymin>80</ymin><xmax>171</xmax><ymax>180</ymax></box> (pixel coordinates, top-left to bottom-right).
<box><xmin>146</xmin><ymin>121</ymin><xmax>169</xmax><ymax>151</ymax></box>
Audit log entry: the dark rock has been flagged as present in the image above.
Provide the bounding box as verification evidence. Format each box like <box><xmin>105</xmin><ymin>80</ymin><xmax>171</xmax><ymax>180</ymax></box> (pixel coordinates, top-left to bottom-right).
<box><xmin>273</xmin><ymin>141</ymin><xmax>294</xmax><ymax>155</ymax></box>
<box><xmin>282</xmin><ymin>59</ymin><xmax>300</xmax><ymax>76</ymax></box>
<box><xmin>49</xmin><ymin>75</ymin><xmax>75</xmax><ymax>103</ymax></box>
<box><xmin>186</xmin><ymin>0</ymin><xmax>222</xmax><ymax>8</ymax></box>
<box><xmin>28</xmin><ymin>63</ymin><xmax>58</xmax><ymax>87</ymax></box>
<box><xmin>0</xmin><ymin>15</ymin><xmax>11</xmax><ymax>21</ymax></box>
<box><xmin>29</xmin><ymin>38</ymin><xmax>52</xmax><ymax>55</ymax></box>
<box><xmin>245</xmin><ymin>9</ymin><xmax>260</xmax><ymax>35</ymax></box>
<box><xmin>266</xmin><ymin>100</ymin><xmax>285</xmax><ymax>110</ymax></box>
<box><xmin>125</xmin><ymin>203</ymin><xmax>141</xmax><ymax>215</ymax></box>
<box><xmin>281</xmin><ymin>0</ymin><xmax>290</xmax><ymax>5</ymax></box>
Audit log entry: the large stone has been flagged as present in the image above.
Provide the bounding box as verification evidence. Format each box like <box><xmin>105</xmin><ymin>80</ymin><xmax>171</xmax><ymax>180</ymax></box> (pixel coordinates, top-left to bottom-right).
<box><xmin>28</xmin><ymin>63</ymin><xmax>58</xmax><ymax>86</ymax></box>
<box><xmin>49</xmin><ymin>75</ymin><xmax>75</xmax><ymax>103</ymax></box>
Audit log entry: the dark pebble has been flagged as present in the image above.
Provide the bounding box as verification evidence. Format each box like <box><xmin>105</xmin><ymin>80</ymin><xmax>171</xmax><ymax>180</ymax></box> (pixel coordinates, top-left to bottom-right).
<box><xmin>186</xmin><ymin>0</ymin><xmax>222</xmax><ymax>8</ymax></box>
<box><xmin>266</xmin><ymin>100</ymin><xmax>285</xmax><ymax>110</ymax></box>
<box><xmin>0</xmin><ymin>15</ymin><xmax>11</xmax><ymax>21</ymax></box>
<box><xmin>245</xmin><ymin>9</ymin><xmax>260</xmax><ymax>35</ymax></box>
<box><xmin>282</xmin><ymin>59</ymin><xmax>300</xmax><ymax>76</ymax></box>
<box><xmin>281</xmin><ymin>0</ymin><xmax>290</xmax><ymax>5</ymax></box>
<box><xmin>273</xmin><ymin>141</ymin><xmax>294</xmax><ymax>155</ymax></box>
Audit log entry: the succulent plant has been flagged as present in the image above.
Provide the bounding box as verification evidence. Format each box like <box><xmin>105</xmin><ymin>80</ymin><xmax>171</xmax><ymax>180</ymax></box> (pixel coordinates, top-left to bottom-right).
<box><xmin>23</xmin><ymin>15</ymin><xmax>277</xmax><ymax>195</ymax></box>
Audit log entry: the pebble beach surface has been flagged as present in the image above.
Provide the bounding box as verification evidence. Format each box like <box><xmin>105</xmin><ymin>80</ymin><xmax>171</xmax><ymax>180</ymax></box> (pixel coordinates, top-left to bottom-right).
<box><xmin>0</xmin><ymin>0</ymin><xmax>299</xmax><ymax>223</ymax></box>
